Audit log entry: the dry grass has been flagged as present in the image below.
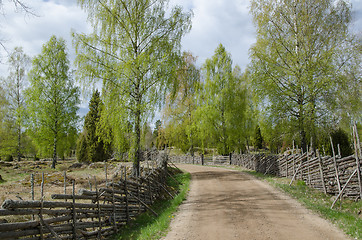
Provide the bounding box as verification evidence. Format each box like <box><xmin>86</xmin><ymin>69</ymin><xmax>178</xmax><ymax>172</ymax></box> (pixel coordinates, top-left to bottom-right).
<box><xmin>0</xmin><ymin>159</ymin><xmax>146</xmax><ymax>223</ymax></box>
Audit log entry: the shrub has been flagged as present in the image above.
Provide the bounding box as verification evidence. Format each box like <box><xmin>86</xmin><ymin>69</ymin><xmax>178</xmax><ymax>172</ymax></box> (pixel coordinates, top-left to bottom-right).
<box><xmin>5</xmin><ymin>155</ymin><xmax>13</xmax><ymax>162</ymax></box>
<box><xmin>330</xmin><ymin>128</ymin><xmax>353</xmax><ymax>157</ymax></box>
<box><xmin>76</xmin><ymin>132</ymin><xmax>88</xmax><ymax>162</ymax></box>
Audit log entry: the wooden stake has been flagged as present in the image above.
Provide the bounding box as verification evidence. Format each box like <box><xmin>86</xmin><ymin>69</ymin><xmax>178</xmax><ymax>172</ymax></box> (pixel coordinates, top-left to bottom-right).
<box><xmin>105</xmin><ymin>162</ymin><xmax>108</xmax><ymax>185</ymax></box>
<box><xmin>63</xmin><ymin>171</ymin><xmax>66</xmax><ymax>195</ymax></box>
<box><xmin>290</xmin><ymin>158</ymin><xmax>305</xmax><ymax>186</ymax></box>
<box><xmin>94</xmin><ymin>176</ymin><xmax>102</xmax><ymax>239</ymax></box>
<box><xmin>112</xmin><ymin>178</ymin><xmax>117</xmax><ymax>234</ymax></box>
<box><xmin>330</xmin><ymin>136</ymin><xmax>341</xmax><ymax>193</ymax></box>
<box><xmin>124</xmin><ymin>167</ymin><xmax>130</xmax><ymax>224</ymax></box>
<box><xmin>31</xmin><ymin>173</ymin><xmax>35</xmax><ymax>221</ymax></box>
<box><xmin>72</xmin><ymin>180</ymin><xmax>76</xmax><ymax>240</ymax></box>
<box><xmin>352</xmin><ymin>124</ymin><xmax>362</xmax><ymax>199</ymax></box>
<box><xmin>331</xmin><ymin>169</ymin><xmax>357</xmax><ymax>209</ymax></box>
<box><xmin>317</xmin><ymin>150</ymin><xmax>327</xmax><ymax>194</ymax></box>
<box><xmin>40</xmin><ymin>172</ymin><xmax>44</xmax><ymax>240</ymax></box>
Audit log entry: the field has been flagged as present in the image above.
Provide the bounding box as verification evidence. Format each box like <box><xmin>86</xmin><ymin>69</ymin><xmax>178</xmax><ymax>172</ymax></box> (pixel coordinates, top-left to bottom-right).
<box><xmin>0</xmin><ymin>158</ymin><xmax>136</xmax><ymax>223</ymax></box>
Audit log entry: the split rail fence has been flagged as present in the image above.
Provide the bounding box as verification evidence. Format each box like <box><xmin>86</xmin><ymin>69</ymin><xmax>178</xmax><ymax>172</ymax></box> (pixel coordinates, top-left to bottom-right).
<box><xmin>0</xmin><ymin>162</ymin><xmax>178</xmax><ymax>239</ymax></box>
<box><xmin>171</xmin><ymin>126</ymin><xmax>362</xmax><ymax>202</ymax></box>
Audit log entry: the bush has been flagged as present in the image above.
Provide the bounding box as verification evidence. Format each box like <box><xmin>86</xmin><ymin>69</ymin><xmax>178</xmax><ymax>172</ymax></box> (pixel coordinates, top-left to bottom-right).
<box><xmin>330</xmin><ymin>128</ymin><xmax>353</xmax><ymax>157</ymax></box>
<box><xmin>5</xmin><ymin>155</ymin><xmax>13</xmax><ymax>162</ymax></box>
<box><xmin>76</xmin><ymin>132</ymin><xmax>88</xmax><ymax>162</ymax></box>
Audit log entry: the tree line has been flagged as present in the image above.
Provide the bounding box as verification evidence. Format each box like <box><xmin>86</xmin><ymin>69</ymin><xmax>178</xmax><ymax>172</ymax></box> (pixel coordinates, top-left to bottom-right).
<box><xmin>0</xmin><ymin>0</ymin><xmax>360</xmax><ymax>175</ymax></box>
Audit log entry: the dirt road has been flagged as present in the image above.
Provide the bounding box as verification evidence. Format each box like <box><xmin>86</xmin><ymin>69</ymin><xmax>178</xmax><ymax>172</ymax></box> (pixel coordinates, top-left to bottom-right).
<box><xmin>164</xmin><ymin>164</ymin><xmax>349</xmax><ymax>240</ymax></box>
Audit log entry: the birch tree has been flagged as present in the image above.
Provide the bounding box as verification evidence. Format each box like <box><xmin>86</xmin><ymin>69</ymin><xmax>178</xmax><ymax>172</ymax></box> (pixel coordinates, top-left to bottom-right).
<box><xmin>1</xmin><ymin>47</ymin><xmax>30</xmax><ymax>161</ymax></box>
<box><xmin>73</xmin><ymin>0</ymin><xmax>192</xmax><ymax>176</ymax></box>
<box><xmin>249</xmin><ymin>0</ymin><xmax>353</xmax><ymax>150</ymax></box>
<box><xmin>199</xmin><ymin>44</ymin><xmax>247</xmax><ymax>155</ymax></box>
<box><xmin>26</xmin><ymin>36</ymin><xmax>80</xmax><ymax>168</ymax></box>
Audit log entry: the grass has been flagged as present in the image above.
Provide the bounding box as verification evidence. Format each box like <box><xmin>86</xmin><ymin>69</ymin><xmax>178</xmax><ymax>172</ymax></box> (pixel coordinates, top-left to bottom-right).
<box><xmin>245</xmin><ymin>170</ymin><xmax>362</xmax><ymax>239</ymax></box>
<box><xmin>111</xmin><ymin>171</ymin><xmax>191</xmax><ymax>240</ymax></box>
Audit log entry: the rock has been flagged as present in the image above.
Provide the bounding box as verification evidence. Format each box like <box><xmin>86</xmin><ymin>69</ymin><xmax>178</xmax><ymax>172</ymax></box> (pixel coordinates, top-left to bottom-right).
<box><xmin>69</xmin><ymin>163</ymin><xmax>84</xmax><ymax>169</ymax></box>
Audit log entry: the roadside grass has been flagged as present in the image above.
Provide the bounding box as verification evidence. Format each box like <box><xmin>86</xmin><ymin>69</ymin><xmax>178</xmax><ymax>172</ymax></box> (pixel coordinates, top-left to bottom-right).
<box><xmin>111</xmin><ymin>171</ymin><xmax>191</xmax><ymax>240</ymax></box>
<box><xmin>246</xmin><ymin>170</ymin><xmax>362</xmax><ymax>239</ymax></box>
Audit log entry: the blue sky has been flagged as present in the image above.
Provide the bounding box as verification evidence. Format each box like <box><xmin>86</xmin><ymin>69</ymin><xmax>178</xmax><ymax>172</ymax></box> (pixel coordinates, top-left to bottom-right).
<box><xmin>0</xmin><ymin>0</ymin><xmax>361</xmax><ymax>122</ymax></box>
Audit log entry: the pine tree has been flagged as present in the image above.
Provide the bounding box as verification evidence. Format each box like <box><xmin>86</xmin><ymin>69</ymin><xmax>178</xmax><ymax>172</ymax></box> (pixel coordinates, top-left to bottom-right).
<box><xmin>77</xmin><ymin>90</ymin><xmax>110</xmax><ymax>162</ymax></box>
<box><xmin>254</xmin><ymin>125</ymin><xmax>263</xmax><ymax>150</ymax></box>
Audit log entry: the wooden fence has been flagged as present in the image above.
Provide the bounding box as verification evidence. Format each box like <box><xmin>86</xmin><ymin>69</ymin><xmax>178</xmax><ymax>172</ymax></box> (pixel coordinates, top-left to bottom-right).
<box><xmin>0</xmin><ymin>162</ymin><xmax>178</xmax><ymax>239</ymax></box>
<box><xmin>231</xmin><ymin>151</ymin><xmax>362</xmax><ymax>199</ymax></box>
<box><xmin>170</xmin><ymin>126</ymin><xmax>362</xmax><ymax>201</ymax></box>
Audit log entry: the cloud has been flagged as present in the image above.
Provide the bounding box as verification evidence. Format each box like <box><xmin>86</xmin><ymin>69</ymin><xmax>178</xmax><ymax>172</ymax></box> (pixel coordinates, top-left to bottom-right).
<box><xmin>0</xmin><ymin>0</ymin><xmax>90</xmax><ymax>69</ymax></box>
<box><xmin>170</xmin><ymin>0</ymin><xmax>255</xmax><ymax>70</ymax></box>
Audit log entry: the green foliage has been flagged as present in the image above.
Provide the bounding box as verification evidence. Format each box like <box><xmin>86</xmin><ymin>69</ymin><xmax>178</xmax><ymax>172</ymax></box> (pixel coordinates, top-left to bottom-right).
<box><xmin>330</xmin><ymin>128</ymin><xmax>353</xmax><ymax>157</ymax></box>
<box><xmin>162</xmin><ymin>52</ymin><xmax>201</xmax><ymax>154</ymax></box>
<box><xmin>73</xmin><ymin>0</ymin><xmax>192</xmax><ymax>175</ymax></box>
<box><xmin>249</xmin><ymin>0</ymin><xmax>355</xmax><ymax>151</ymax></box>
<box><xmin>26</xmin><ymin>35</ymin><xmax>80</xmax><ymax>168</ymax></box>
<box><xmin>76</xmin><ymin>131</ymin><xmax>88</xmax><ymax>162</ymax></box>
<box><xmin>197</xmin><ymin>44</ymin><xmax>247</xmax><ymax>155</ymax></box>
<box><xmin>77</xmin><ymin>90</ymin><xmax>111</xmax><ymax>162</ymax></box>
<box><xmin>5</xmin><ymin>155</ymin><xmax>13</xmax><ymax>162</ymax></box>
<box><xmin>1</xmin><ymin>47</ymin><xmax>31</xmax><ymax>161</ymax></box>
<box><xmin>254</xmin><ymin>125</ymin><xmax>263</xmax><ymax>150</ymax></box>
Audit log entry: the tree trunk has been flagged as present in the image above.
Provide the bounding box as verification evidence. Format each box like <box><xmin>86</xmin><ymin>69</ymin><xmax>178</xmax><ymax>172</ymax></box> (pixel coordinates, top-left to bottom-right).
<box><xmin>133</xmin><ymin>101</ymin><xmax>141</xmax><ymax>177</ymax></box>
<box><xmin>17</xmin><ymin>123</ymin><xmax>21</xmax><ymax>162</ymax></box>
<box><xmin>52</xmin><ymin>126</ymin><xmax>57</xmax><ymax>169</ymax></box>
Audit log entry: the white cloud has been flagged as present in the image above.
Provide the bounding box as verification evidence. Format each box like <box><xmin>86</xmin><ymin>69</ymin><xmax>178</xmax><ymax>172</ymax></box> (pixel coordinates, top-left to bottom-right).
<box><xmin>0</xmin><ymin>0</ymin><xmax>91</xmax><ymax>71</ymax></box>
<box><xmin>173</xmin><ymin>0</ymin><xmax>255</xmax><ymax>69</ymax></box>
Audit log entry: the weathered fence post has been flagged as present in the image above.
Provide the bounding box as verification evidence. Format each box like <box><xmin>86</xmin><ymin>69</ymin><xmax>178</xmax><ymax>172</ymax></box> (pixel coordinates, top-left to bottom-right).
<box><xmin>105</xmin><ymin>161</ymin><xmax>108</xmax><ymax>185</ymax></box>
<box><xmin>317</xmin><ymin>150</ymin><xmax>327</xmax><ymax>194</ymax></box>
<box><xmin>94</xmin><ymin>177</ymin><xmax>102</xmax><ymax>239</ymax></box>
<box><xmin>201</xmin><ymin>154</ymin><xmax>204</xmax><ymax>165</ymax></box>
<box><xmin>31</xmin><ymin>173</ymin><xmax>35</xmax><ymax>221</ymax></box>
<box><xmin>63</xmin><ymin>171</ymin><xmax>67</xmax><ymax>202</ymax></box>
<box><xmin>353</xmin><ymin>124</ymin><xmax>362</xmax><ymax>199</ymax></box>
<box><xmin>330</xmin><ymin>136</ymin><xmax>342</xmax><ymax>194</ymax></box>
<box><xmin>229</xmin><ymin>153</ymin><xmax>232</xmax><ymax>165</ymax></box>
<box><xmin>124</xmin><ymin>167</ymin><xmax>130</xmax><ymax>224</ymax></box>
<box><xmin>40</xmin><ymin>173</ymin><xmax>44</xmax><ymax>240</ymax></box>
<box><xmin>72</xmin><ymin>180</ymin><xmax>76</xmax><ymax>240</ymax></box>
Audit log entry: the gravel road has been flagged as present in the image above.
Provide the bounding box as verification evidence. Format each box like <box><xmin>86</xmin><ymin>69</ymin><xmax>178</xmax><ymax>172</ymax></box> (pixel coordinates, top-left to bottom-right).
<box><xmin>163</xmin><ymin>164</ymin><xmax>349</xmax><ymax>240</ymax></box>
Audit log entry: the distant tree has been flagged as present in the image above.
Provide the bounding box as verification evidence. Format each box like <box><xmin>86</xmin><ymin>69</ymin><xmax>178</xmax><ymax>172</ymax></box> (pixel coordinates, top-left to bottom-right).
<box><xmin>330</xmin><ymin>128</ymin><xmax>353</xmax><ymax>157</ymax></box>
<box><xmin>0</xmin><ymin>85</ymin><xmax>16</xmax><ymax>158</ymax></box>
<box><xmin>1</xmin><ymin>47</ymin><xmax>30</xmax><ymax>161</ymax></box>
<box><xmin>26</xmin><ymin>35</ymin><xmax>80</xmax><ymax>168</ymax></box>
<box><xmin>141</xmin><ymin>123</ymin><xmax>153</xmax><ymax>150</ymax></box>
<box><xmin>77</xmin><ymin>90</ymin><xmax>110</xmax><ymax>162</ymax></box>
<box><xmin>198</xmin><ymin>44</ymin><xmax>247</xmax><ymax>155</ymax></box>
<box><xmin>254</xmin><ymin>125</ymin><xmax>263</xmax><ymax>150</ymax></box>
<box><xmin>250</xmin><ymin>0</ymin><xmax>354</xmax><ymax>151</ymax></box>
<box><xmin>163</xmin><ymin>52</ymin><xmax>201</xmax><ymax>154</ymax></box>
<box><xmin>76</xmin><ymin>131</ymin><xmax>88</xmax><ymax>162</ymax></box>
<box><xmin>73</xmin><ymin>0</ymin><xmax>192</xmax><ymax>176</ymax></box>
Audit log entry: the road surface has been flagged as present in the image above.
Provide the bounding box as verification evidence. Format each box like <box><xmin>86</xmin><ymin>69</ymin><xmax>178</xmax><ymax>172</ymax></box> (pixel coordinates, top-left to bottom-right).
<box><xmin>164</xmin><ymin>164</ymin><xmax>349</xmax><ymax>240</ymax></box>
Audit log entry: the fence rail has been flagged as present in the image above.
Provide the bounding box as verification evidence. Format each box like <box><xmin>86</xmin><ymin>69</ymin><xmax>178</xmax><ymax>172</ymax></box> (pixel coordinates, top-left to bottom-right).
<box><xmin>170</xmin><ymin>127</ymin><xmax>362</xmax><ymax>201</ymax></box>
<box><xmin>0</xmin><ymin>161</ymin><xmax>178</xmax><ymax>240</ymax></box>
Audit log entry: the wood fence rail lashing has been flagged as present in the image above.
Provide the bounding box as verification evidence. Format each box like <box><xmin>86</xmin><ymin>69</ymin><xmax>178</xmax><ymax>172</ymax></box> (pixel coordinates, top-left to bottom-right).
<box><xmin>0</xmin><ymin>160</ymin><xmax>178</xmax><ymax>239</ymax></box>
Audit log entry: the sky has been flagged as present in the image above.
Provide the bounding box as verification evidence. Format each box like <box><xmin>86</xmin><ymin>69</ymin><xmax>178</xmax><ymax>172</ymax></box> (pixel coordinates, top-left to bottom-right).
<box><xmin>0</xmin><ymin>0</ymin><xmax>361</xmax><ymax>120</ymax></box>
